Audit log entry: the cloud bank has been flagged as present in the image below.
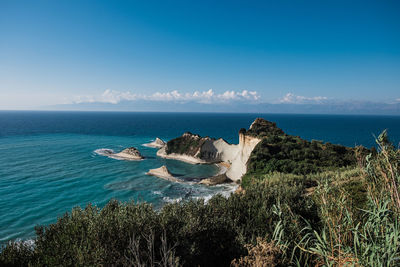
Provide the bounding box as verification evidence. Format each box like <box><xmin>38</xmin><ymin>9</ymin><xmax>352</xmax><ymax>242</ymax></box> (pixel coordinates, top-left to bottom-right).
<box><xmin>279</xmin><ymin>93</ymin><xmax>328</xmax><ymax>104</ymax></box>
<box><xmin>73</xmin><ymin>89</ymin><xmax>260</xmax><ymax>104</ymax></box>
<box><xmin>54</xmin><ymin>90</ymin><xmax>400</xmax><ymax>115</ymax></box>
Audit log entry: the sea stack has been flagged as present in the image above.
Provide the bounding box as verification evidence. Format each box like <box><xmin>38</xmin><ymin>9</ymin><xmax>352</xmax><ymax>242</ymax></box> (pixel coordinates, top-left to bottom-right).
<box><xmin>113</xmin><ymin>147</ymin><xmax>144</xmax><ymax>160</ymax></box>
<box><xmin>143</xmin><ymin>138</ymin><xmax>166</xmax><ymax>148</ymax></box>
<box><xmin>146</xmin><ymin>165</ymin><xmax>181</xmax><ymax>182</ymax></box>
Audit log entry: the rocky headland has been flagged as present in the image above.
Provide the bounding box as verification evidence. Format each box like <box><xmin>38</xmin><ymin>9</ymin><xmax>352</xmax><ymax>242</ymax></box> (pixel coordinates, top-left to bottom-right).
<box><xmin>156</xmin><ymin>119</ymin><xmax>268</xmax><ymax>183</ymax></box>
<box><xmin>154</xmin><ymin>117</ymin><xmax>359</xmax><ymax>185</ymax></box>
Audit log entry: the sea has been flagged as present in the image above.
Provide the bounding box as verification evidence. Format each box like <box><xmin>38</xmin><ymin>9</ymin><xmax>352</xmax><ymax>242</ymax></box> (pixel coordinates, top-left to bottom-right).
<box><xmin>1</xmin><ymin>111</ymin><xmax>400</xmax><ymax>245</ymax></box>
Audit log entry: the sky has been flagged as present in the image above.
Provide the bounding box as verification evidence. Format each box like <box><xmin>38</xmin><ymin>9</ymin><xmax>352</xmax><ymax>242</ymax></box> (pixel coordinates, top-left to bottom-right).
<box><xmin>0</xmin><ymin>0</ymin><xmax>399</xmax><ymax>112</ymax></box>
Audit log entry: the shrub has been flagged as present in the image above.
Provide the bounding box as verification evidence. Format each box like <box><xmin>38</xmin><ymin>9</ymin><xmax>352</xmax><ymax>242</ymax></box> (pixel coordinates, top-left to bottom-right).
<box><xmin>0</xmin><ymin>175</ymin><xmax>319</xmax><ymax>266</ymax></box>
<box><xmin>289</xmin><ymin>130</ymin><xmax>400</xmax><ymax>266</ymax></box>
<box><xmin>231</xmin><ymin>238</ymin><xmax>283</xmax><ymax>267</ymax></box>
<box><xmin>0</xmin><ymin>241</ymin><xmax>35</xmax><ymax>267</ymax></box>
<box><xmin>165</xmin><ymin>133</ymin><xmax>205</xmax><ymax>156</ymax></box>
<box><xmin>245</xmin><ymin>134</ymin><xmax>358</xmax><ymax>181</ymax></box>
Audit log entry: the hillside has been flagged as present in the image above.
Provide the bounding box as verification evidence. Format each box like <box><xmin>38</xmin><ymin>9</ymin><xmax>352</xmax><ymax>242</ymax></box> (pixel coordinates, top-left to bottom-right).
<box><xmin>242</xmin><ymin>118</ymin><xmax>369</xmax><ymax>186</ymax></box>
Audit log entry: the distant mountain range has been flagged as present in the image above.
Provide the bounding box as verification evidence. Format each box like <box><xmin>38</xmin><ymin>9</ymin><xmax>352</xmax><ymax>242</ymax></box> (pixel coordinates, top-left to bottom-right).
<box><xmin>45</xmin><ymin>100</ymin><xmax>400</xmax><ymax>115</ymax></box>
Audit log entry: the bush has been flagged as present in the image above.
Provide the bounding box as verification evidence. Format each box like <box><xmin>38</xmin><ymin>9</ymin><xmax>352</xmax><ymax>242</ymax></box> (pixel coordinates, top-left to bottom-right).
<box><xmin>0</xmin><ymin>241</ymin><xmax>35</xmax><ymax>267</ymax></box>
<box><xmin>245</xmin><ymin>135</ymin><xmax>358</xmax><ymax>181</ymax></box>
<box><xmin>283</xmin><ymin>130</ymin><xmax>400</xmax><ymax>266</ymax></box>
<box><xmin>231</xmin><ymin>238</ymin><xmax>283</xmax><ymax>267</ymax></box>
<box><xmin>165</xmin><ymin>133</ymin><xmax>205</xmax><ymax>156</ymax></box>
<box><xmin>1</xmin><ymin>175</ymin><xmax>319</xmax><ymax>266</ymax></box>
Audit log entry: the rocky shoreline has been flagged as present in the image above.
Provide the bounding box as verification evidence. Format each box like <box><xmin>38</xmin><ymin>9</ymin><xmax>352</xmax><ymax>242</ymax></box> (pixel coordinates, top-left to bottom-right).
<box><xmin>156</xmin><ymin>146</ymin><xmax>212</xmax><ymax>164</ymax></box>
<box><xmin>97</xmin><ymin>119</ymin><xmax>266</xmax><ymax>186</ymax></box>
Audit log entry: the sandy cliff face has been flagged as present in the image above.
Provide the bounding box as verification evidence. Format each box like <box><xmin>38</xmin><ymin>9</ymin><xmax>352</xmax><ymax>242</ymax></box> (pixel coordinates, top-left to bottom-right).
<box><xmin>226</xmin><ymin>133</ymin><xmax>261</xmax><ymax>181</ymax></box>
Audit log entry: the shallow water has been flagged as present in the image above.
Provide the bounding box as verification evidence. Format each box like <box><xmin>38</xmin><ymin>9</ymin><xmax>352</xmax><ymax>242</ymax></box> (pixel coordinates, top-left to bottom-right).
<box><xmin>0</xmin><ymin>111</ymin><xmax>399</xmax><ymax>244</ymax></box>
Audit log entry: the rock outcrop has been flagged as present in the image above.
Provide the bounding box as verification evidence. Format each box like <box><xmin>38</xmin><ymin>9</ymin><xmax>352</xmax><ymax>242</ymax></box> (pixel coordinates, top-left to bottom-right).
<box><xmin>146</xmin><ymin>165</ymin><xmax>181</xmax><ymax>182</ymax></box>
<box><xmin>199</xmin><ymin>174</ymin><xmax>231</xmax><ymax>186</ymax></box>
<box><xmin>156</xmin><ymin>119</ymin><xmax>265</xmax><ymax>182</ymax></box>
<box><xmin>143</xmin><ymin>138</ymin><xmax>166</xmax><ymax>148</ymax></box>
<box><xmin>113</xmin><ymin>147</ymin><xmax>144</xmax><ymax>160</ymax></box>
<box><xmin>225</xmin><ymin>133</ymin><xmax>261</xmax><ymax>181</ymax></box>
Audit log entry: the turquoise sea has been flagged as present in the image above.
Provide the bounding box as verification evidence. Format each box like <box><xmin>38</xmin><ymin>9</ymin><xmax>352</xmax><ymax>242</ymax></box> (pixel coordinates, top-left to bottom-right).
<box><xmin>1</xmin><ymin>111</ymin><xmax>400</xmax><ymax>244</ymax></box>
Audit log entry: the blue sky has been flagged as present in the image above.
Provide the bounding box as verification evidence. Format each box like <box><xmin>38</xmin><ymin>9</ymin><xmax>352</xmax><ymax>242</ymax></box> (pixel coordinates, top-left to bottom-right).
<box><xmin>0</xmin><ymin>0</ymin><xmax>399</xmax><ymax>111</ymax></box>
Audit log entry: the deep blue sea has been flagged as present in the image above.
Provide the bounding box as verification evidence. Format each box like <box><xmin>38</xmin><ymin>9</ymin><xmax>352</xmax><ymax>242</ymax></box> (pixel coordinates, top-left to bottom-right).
<box><xmin>1</xmin><ymin>111</ymin><xmax>400</xmax><ymax>244</ymax></box>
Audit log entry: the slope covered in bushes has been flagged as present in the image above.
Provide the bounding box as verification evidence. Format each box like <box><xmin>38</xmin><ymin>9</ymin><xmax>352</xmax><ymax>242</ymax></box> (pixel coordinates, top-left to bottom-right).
<box><xmin>0</xmin><ymin>175</ymin><xmax>316</xmax><ymax>266</ymax></box>
<box><xmin>242</xmin><ymin>118</ymin><xmax>368</xmax><ymax>186</ymax></box>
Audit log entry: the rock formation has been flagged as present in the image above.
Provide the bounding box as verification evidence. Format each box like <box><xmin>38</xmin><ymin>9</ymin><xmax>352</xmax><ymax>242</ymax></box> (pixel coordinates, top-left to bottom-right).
<box><xmin>156</xmin><ymin>119</ymin><xmax>264</xmax><ymax>182</ymax></box>
<box><xmin>225</xmin><ymin>132</ymin><xmax>262</xmax><ymax>181</ymax></box>
<box><xmin>146</xmin><ymin>165</ymin><xmax>181</xmax><ymax>182</ymax></box>
<box><xmin>113</xmin><ymin>147</ymin><xmax>144</xmax><ymax>160</ymax></box>
<box><xmin>199</xmin><ymin>174</ymin><xmax>230</xmax><ymax>186</ymax></box>
<box><xmin>143</xmin><ymin>138</ymin><xmax>166</xmax><ymax>148</ymax></box>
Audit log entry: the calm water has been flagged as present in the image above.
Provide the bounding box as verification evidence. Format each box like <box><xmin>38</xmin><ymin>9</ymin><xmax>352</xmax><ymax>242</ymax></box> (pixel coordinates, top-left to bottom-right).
<box><xmin>0</xmin><ymin>111</ymin><xmax>399</xmax><ymax>244</ymax></box>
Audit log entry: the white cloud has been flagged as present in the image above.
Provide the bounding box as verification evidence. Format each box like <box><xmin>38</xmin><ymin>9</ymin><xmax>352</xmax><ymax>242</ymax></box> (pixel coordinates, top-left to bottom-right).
<box><xmin>73</xmin><ymin>89</ymin><xmax>260</xmax><ymax>104</ymax></box>
<box><xmin>279</xmin><ymin>93</ymin><xmax>328</xmax><ymax>104</ymax></box>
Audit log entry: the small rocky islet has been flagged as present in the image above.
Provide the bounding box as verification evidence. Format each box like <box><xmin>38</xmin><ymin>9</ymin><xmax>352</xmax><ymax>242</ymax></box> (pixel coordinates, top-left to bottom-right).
<box><xmin>143</xmin><ymin>137</ymin><xmax>166</xmax><ymax>148</ymax></box>
<box><xmin>112</xmin><ymin>147</ymin><xmax>144</xmax><ymax>160</ymax></box>
<box><xmin>146</xmin><ymin>165</ymin><xmax>181</xmax><ymax>183</ymax></box>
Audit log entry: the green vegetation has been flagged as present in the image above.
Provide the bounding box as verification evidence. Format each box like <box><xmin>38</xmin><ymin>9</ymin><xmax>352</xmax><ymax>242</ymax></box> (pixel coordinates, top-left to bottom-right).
<box><xmin>243</xmin><ymin>135</ymin><xmax>360</xmax><ymax>186</ymax></box>
<box><xmin>245</xmin><ymin>118</ymin><xmax>285</xmax><ymax>138</ymax></box>
<box><xmin>1</xmin><ymin>176</ymin><xmax>316</xmax><ymax>266</ymax></box>
<box><xmin>165</xmin><ymin>132</ymin><xmax>206</xmax><ymax>156</ymax></box>
<box><xmin>288</xmin><ymin>130</ymin><xmax>400</xmax><ymax>266</ymax></box>
<box><xmin>1</xmin><ymin>123</ymin><xmax>399</xmax><ymax>266</ymax></box>
<box><xmin>242</xmin><ymin>118</ymin><xmax>369</xmax><ymax>187</ymax></box>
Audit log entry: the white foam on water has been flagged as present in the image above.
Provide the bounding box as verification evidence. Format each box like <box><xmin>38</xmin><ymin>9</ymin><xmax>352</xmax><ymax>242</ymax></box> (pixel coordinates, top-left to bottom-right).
<box><xmin>10</xmin><ymin>238</ymin><xmax>36</xmax><ymax>248</ymax></box>
<box><xmin>194</xmin><ymin>184</ymin><xmax>238</xmax><ymax>203</ymax></box>
<box><xmin>94</xmin><ymin>148</ymin><xmax>127</xmax><ymax>161</ymax></box>
<box><xmin>216</xmin><ymin>184</ymin><xmax>239</xmax><ymax>198</ymax></box>
<box><xmin>94</xmin><ymin>148</ymin><xmax>115</xmax><ymax>156</ymax></box>
<box><xmin>142</xmin><ymin>143</ymin><xmax>153</xmax><ymax>147</ymax></box>
<box><xmin>163</xmin><ymin>196</ymin><xmax>183</xmax><ymax>203</ymax></box>
<box><xmin>94</xmin><ymin>148</ymin><xmax>143</xmax><ymax>161</ymax></box>
<box><xmin>194</xmin><ymin>194</ymin><xmax>214</xmax><ymax>203</ymax></box>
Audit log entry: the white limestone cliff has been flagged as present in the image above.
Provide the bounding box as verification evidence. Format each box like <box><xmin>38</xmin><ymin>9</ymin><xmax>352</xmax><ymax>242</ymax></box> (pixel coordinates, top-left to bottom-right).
<box><xmin>225</xmin><ymin>133</ymin><xmax>261</xmax><ymax>181</ymax></box>
<box><xmin>156</xmin><ymin>120</ymin><xmax>262</xmax><ymax>182</ymax></box>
